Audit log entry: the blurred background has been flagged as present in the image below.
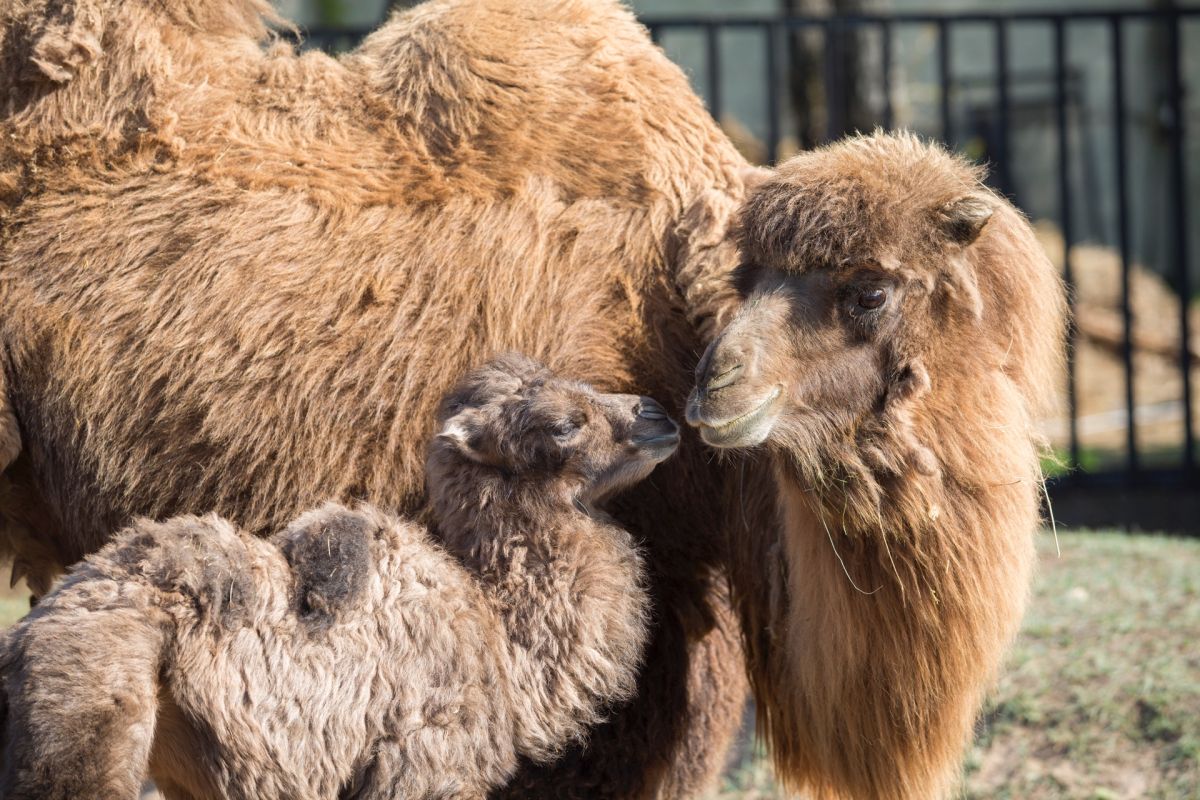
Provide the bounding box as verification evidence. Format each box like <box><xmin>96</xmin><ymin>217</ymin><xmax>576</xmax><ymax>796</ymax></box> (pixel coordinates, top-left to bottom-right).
<box><xmin>99</xmin><ymin>2</ymin><xmax>1200</xmax><ymax>797</ymax></box>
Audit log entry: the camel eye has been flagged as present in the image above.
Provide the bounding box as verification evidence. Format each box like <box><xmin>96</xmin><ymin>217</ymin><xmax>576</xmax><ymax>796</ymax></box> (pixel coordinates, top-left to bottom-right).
<box><xmin>551</xmin><ymin>416</ymin><xmax>583</xmax><ymax>442</ymax></box>
<box><xmin>857</xmin><ymin>288</ymin><xmax>887</xmax><ymax>310</ymax></box>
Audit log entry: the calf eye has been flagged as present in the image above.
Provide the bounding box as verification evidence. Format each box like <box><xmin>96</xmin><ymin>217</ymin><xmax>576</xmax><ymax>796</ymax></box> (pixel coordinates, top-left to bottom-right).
<box><xmin>857</xmin><ymin>288</ymin><xmax>887</xmax><ymax>310</ymax></box>
<box><xmin>551</xmin><ymin>417</ymin><xmax>582</xmax><ymax>441</ymax></box>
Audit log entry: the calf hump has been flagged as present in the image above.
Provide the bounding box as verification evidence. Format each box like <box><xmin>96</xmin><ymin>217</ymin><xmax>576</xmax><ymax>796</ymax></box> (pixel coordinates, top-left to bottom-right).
<box><xmin>279</xmin><ymin>509</ymin><xmax>372</xmax><ymax>623</ymax></box>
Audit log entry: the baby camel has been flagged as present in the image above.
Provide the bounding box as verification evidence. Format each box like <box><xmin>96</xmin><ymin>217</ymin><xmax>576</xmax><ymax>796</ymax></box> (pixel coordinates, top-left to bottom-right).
<box><xmin>0</xmin><ymin>354</ymin><xmax>678</xmax><ymax>800</ymax></box>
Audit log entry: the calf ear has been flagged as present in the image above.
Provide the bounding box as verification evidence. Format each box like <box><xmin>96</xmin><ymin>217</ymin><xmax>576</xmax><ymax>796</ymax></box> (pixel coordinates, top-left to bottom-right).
<box><xmin>936</xmin><ymin>194</ymin><xmax>994</xmax><ymax>246</ymax></box>
<box><xmin>23</xmin><ymin>0</ymin><xmax>105</xmax><ymax>84</ymax></box>
<box><xmin>436</xmin><ymin>408</ymin><xmax>497</xmax><ymax>466</ymax></box>
<box><xmin>933</xmin><ymin>195</ymin><xmax>990</xmax><ymax>320</ymax></box>
<box><xmin>875</xmin><ymin>360</ymin><xmax>940</xmax><ymax>478</ymax></box>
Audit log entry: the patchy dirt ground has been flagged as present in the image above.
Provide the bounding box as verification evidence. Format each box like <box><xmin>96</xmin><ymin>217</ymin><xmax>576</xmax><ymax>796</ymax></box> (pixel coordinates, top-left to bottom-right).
<box><xmin>708</xmin><ymin>531</ymin><xmax>1200</xmax><ymax>799</ymax></box>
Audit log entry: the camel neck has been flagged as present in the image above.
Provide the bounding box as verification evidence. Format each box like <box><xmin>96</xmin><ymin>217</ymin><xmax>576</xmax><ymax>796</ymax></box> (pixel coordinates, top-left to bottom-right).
<box><xmin>765</xmin><ymin>402</ymin><xmax>1039</xmax><ymax>799</ymax></box>
<box><xmin>427</xmin><ymin>467</ymin><xmax>647</xmax><ymax>762</ymax></box>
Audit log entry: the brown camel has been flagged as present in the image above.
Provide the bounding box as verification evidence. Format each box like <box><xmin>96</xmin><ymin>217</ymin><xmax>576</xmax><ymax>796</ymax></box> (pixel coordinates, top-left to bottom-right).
<box><xmin>1</xmin><ymin>354</ymin><xmax>674</xmax><ymax>799</ymax></box>
<box><xmin>0</xmin><ymin>0</ymin><xmax>751</xmax><ymax>795</ymax></box>
<box><xmin>687</xmin><ymin>133</ymin><xmax>1066</xmax><ymax>799</ymax></box>
<box><xmin>0</xmin><ymin>0</ymin><xmax>1058</xmax><ymax>794</ymax></box>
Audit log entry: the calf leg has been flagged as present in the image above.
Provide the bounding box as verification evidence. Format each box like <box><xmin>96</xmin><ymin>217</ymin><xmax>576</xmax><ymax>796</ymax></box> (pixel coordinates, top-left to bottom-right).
<box><xmin>0</xmin><ymin>577</ymin><xmax>166</xmax><ymax>800</ymax></box>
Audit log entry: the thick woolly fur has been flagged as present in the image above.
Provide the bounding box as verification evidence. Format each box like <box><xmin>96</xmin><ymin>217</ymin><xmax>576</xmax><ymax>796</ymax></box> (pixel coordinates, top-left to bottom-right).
<box><xmin>0</xmin><ymin>0</ymin><xmax>753</xmax><ymax>796</ymax></box>
<box><xmin>690</xmin><ymin>133</ymin><xmax>1067</xmax><ymax>799</ymax></box>
<box><xmin>0</xmin><ymin>0</ymin><xmax>1062</xmax><ymax>796</ymax></box>
<box><xmin>0</xmin><ymin>355</ymin><xmax>663</xmax><ymax>799</ymax></box>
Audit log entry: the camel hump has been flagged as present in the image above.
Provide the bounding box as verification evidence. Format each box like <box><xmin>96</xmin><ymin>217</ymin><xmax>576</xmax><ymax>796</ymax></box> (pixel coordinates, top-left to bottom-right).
<box><xmin>80</xmin><ymin>514</ymin><xmax>262</xmax><ymax>631</ymax></box>
<box><xmin>6</xmin><ymin>0</ymin><xmax>279</xmax><ymax>85</ymax></box>
<box><xmin>395</xmin><ymin>0</ymin><xmax>638</xmax><ymax>39</ymax></box>
<box><xmin>276</xmin><ymin>504</ymin><xmax>373</xmax><ymax>624</ymax></box>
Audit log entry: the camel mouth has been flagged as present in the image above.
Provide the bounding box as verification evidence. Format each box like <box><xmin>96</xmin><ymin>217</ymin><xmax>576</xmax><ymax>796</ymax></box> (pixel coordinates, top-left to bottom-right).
<box><xmin>631</xmin><ymin>402</ymin><xmax>680</xmax><ymax>461</ymax></box>
<box><xmin>631</xmin><ymin>427</ymin><xmax>681</xmax><ymax>461</ymax></box>
<box><xmin>689</xmin><ymin>386</ymin><xmax>783</xmax><ymax>449</ymax></box>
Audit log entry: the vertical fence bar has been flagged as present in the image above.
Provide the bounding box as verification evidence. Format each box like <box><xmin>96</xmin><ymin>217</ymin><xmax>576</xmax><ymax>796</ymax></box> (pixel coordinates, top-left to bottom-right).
<box><xmin>1111</xmin><ymin>15</ymin><xmax>1138</xmax><ymax>475</ymax></box>
<box><xmin>938</xmin><ymin>19</ymin><xmax>952</xmax><ymax>144</ymax></box>
<box><xmin>824</xmin><ymin>19</ymin><xmax>843</xmax><ymax>142</ymax></box>
<box><xmin>706</xmin><ymin>23</ymin><xmax>722</xmax><ymax>121</ymax></box>
<box><xmin>881</xmin><ymin>19</ymin><xmax>894</xmax><ymax>130</ymax></box>
<box><xmin>1167</xmin><ymin>13</ymin><xmax>1195</xmax><ymax>472</ymax></box>
<box><xmin>994</xmin><ymin>18</ymin><xmax>1012</xmax><ymax>197</ymax></box>
<box><xmin>765</xmin><ymin>22</ymin><xmax>781</xmax><ymax>164</ymax></box>
<box><xmin>647</xmin><ymin>23</ymin><xmax>660</xmax><ymax>45</ymax></box>
<box><xmin>1054</xmin><ymin>17</ymin><xmax>1081</xmax><ymax>471</ymax></box>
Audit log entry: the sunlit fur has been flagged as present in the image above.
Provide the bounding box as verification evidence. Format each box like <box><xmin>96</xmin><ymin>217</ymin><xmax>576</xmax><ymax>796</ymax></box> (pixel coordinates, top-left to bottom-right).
<box><xmin>0</xmin><ymin>0</ymin><xmax>754</xmax><ymax>795</ymax></box>
<box><xmin>715</xmin><ymin>133</ymin><xmax>1067</xmax><ymax>799</ymax></box>
<box><xmin>0</xmin><ymin>356</ymin><xmax>659</xmax><ymax>799</ymax></box>
<box><xmin>0</xmin><ymin>1</ymin><xmax>1060</xmax><ymax>795</ymax></box>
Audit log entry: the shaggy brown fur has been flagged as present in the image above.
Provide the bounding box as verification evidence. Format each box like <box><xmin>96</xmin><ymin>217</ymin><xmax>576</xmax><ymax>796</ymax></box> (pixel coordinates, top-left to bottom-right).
<box><xmin>688</xmin><ymin>133</ymin><xmax>1067</xmax><ymax>799</ymax></box>
<box><xmin>0</xmin><ymin>354</ymin><xmax>677</xmax><ymax>800</ymax></box>
<box><xmin>0</xmin><ymin>0</ymin><xmax>1058</xmax><ymax>794</ymax></box>
<box><xmin>0</xmin><ymin>0</ymin><xmax>754</xmax><ymax>795</ymax></box>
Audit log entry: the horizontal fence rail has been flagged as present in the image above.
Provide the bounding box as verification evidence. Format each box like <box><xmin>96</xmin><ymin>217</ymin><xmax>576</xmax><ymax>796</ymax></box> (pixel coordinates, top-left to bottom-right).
<box><xmin>304</xmin><ymin>8</ymin><xmax>1200</xmax><ymax>512</ymax></box>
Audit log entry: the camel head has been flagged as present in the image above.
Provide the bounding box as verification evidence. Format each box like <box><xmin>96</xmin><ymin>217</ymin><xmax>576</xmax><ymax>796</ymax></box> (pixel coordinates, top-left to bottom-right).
<box><xmin>686</xmin><ymin>132</ymin><xmax>1059</xmax><ymax>522</ymax></box>
<box><xmin>685</xmin><ymin>132</ymin><xmax>1066</xmax><ymax>799</ymax></box>
<box><xmin>429</xmin><ymin>354</ymin><xmax>679</xmax><ymax>507</ymax></box>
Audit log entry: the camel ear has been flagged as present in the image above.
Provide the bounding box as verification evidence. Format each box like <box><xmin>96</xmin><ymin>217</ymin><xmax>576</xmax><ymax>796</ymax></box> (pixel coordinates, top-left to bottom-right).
<box><xmin>934</xmin><ymin>196</ymin><xmax>989</xmax><ymax>319</ymax></box>
<box><xmin>739</xmin><ymin>166</ymin><xmax>774</xmax><ymax>196</ymax></box>
<box><xmin>936</xmin><ymin>195</ymin><xmax>993</xmax><ymax>246</ymax></box>
<box><xmin>23</xmin><ymin>0</ymin><xmax>105</xmax><ymax>83</ymax></box>
<box><xmin>890</xmin><ymin>361</ymin><xmax>931</xmax><ymax>404</ymax></box>
<box><xmin>437</xmin><ymin>408</ymin><xmax>495</xmax><ymax>465</ymax></box>
<box><xmin>488</xmin><ymin>351</ymin><xmax>550</xmax><ymax>386</ymax></box>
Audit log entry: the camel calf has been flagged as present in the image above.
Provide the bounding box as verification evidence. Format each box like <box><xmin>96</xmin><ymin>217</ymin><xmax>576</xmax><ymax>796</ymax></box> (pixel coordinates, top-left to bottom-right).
<box><xmin>0</xmin><ymin>354</ymin><xmax>678</xmax><ymax>800</ymax></box>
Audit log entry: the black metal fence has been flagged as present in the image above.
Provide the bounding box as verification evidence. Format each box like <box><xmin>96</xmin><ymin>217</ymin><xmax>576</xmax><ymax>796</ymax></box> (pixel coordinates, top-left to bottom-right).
<box><xmin>305</xmin><ymin>8</ymin><xmax>1200</xmax><ymax>523</ymax></box>
<box><xmin>641</xmin><ymin>10</ymin><xmax>1198</xmax><ymax>499</ymax></box>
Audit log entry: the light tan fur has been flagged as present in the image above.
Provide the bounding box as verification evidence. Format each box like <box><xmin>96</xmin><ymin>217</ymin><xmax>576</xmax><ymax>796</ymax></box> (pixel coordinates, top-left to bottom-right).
<box><xmin>689</xmin><ymin>133</ymin><xmax>1067</xmax><ymax>800</ymax></box>
<box><xmin>0</xmin><ymin>355</ymin><xmax>671</xmax><ymax>799</ymax></box>
<box><xmin>0</xmin><ymin>0</ymin><xmax>752</xmax><ymax>795</ymax></box>
<box><xmin>0</xmin><ymin>0</ymin><xmax>1062</xmax><ymax>795</ymax></box>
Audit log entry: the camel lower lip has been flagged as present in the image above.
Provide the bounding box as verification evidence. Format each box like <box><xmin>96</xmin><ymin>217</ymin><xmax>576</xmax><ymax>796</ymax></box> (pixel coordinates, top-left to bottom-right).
<box><xmin>694</xmin><ymin>387</ymin><xmax>782</xmax><ymax>448</ymax></box>
<box><xmin>634</xmin><ymin>434</ymin><xmax>679</xmax><ymax>447</ymax></box>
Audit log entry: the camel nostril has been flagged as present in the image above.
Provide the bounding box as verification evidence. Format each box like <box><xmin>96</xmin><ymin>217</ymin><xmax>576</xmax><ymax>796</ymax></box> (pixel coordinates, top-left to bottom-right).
<box><xmin>705</xmin><ymin>362</ymin><xmax>744</xmax><ymax>392</ymax></box>
<box><xmin>637</xmin><ymin>397</ymin><xmax>669</xmax><ymax>420</ymax></box>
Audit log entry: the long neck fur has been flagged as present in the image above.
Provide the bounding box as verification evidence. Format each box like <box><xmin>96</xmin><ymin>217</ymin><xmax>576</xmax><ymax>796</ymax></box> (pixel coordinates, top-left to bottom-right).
<box><xmin>736</xmin><ymin>199</ymin><xmax>1064</xmax><ymax>800</ymax></box>
<box><xmin>765</xmin><ymin>371</ymin><xmax>1036</xmax><ymax>799</ymax></box>
<box><xmin>425</xmin><ymin>455</ymin><xmax>648</xmax><ymax>762</ymax></box>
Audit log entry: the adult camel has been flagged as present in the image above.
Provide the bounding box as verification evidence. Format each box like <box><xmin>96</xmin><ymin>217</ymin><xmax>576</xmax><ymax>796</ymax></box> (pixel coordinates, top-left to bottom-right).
<box><xmin>0</xmin><ymin>0</ymin><xmax>1058</xmax><ymax>797</ymax></box>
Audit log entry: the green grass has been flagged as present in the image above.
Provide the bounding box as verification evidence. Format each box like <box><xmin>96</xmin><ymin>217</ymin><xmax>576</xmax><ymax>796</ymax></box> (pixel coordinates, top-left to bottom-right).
<box><xmin>1041</xmin><ymin>446</ymin><xmax>1191</xmax><ymax>477</ymax></box>
<box><xmin>708</xmin><ymin>531</ymin><xmax>1200</xmax><ymax>799</ymax></box>
<box><xmin>0</xmin><ymin>595</ymin><xmax>28</xmax><ymax>629</ymax></box>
